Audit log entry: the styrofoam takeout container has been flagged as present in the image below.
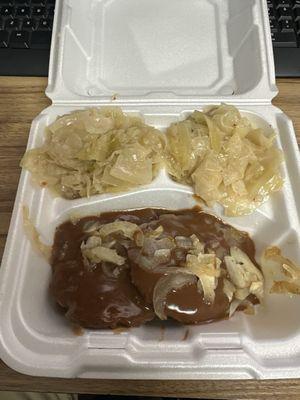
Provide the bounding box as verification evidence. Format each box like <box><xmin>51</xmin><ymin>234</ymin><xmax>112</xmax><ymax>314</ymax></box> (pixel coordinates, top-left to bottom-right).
<box><xmin>0</xmin><ymin>0</ymin><xmax>300</xmax><ymax>380</ymax></box>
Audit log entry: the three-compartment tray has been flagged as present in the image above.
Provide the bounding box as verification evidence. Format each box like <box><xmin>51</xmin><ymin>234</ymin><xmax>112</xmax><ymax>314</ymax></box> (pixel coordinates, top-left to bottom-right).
<box><xmin>0</xmin><ymin>0</ymin><xmax>300</xmax><ymax>379</ymax></box>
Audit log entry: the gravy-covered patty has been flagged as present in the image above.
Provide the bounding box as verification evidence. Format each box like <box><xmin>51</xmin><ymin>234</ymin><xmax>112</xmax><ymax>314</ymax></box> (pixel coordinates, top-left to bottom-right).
<box><xmin>50</xmin><ymin>208</ymin><xmax>263</xmax><ymax>329</ymax></box>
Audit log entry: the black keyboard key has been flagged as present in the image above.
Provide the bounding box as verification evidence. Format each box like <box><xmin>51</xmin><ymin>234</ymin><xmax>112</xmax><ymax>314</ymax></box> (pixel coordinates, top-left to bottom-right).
<box><xmin>0</xmin><ymin>0</ymin><xmax>13</xmax><ymax>3</ymax></box>
<box><xmin>16</xmin><ymin>6</ymin><xmax>30</xmax><ymax>16</ymax></box>
<box><xmin>0</xmin><ymin>16</ymin><xmax>4</xmax><ymax>29</ymax></box>
<box><xmin>38</xmin><ymin>17</ymin><xmax>51</xmax><ymax>30</ymax></box>
<box><xmin>5</xmin><ymin>17</ymin><xmax>19</xmax><ymax>29</ymax></box>
<box><xmin>272</xmin><ymin>31</ymin><xmax>298</xmax><ymax>46</ymax></box>
<box><xmin>297</xmin><ymin>20</ymin><xmax>300</xmax><ymax>32</ymax></box>
<box><xmin>47</xmin><ymin>0</ymin><xmax>55</xmax><ymax>4</ymax></box>
<box><xmin>9</xmin><ymin>30</ymin><xmax>30</xmax><ymax>48</ymax></box>
<box><xmin>295</xmin><ymin>7</ymin><xmax>300</xmax><ymax>18</ymax></box>
<box><xmin>31</xmin><ymin>29</ymin><xmax>51</xmax><ymax>48</ymax></box>
<box><xmin>293</xmin><ymin>0</ymin><xmax>300</xmax><ymax>7</ymax></box>
<box><xmin>275</xmin><ymin>0</ymin><xmax>291</xmax><ymax>8</ymax></box>
<box><xmin>0</xmin><ymin>29</ymin><xmax>9</xmax><ymax>47</ymax></box>
<box><xmin>22</xmin><ymin>17</ymin><xmax>35</xmax><ymax>30</ymax></box>
<box><xmin>280</xmin><ymin>19</ymin><xmax>295</xmax><ymax>31</ymax></box>
<box><xmin>14</xmin><ymin>0</ymin><xmax>28</xmax><ymax>3</ymax></box>
<box><xmin>32</xmin><ymin>6</ymin><xmax>45</xmax><ymax>16</ymax></box>
<box><xmin>0</xmin><ymin>6</ymin><xmax>14</xmax><ymax>16</ymax></box>
<box><xmin>278</xmin><ymin>6</ymin><xmax>294</xmax><ymax>18</ymax></box>
<box><xmin>31</xmin><ymin>0</ymin><xmax>46</xmax><ymax>4</ymax></box>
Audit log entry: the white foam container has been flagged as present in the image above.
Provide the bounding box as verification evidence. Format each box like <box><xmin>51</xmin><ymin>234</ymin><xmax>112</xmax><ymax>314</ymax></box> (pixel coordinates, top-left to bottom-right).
<box><xmin>1</xmin><ymin>0</ymin><xmax>300</xmax><ymax>380</ymax></box>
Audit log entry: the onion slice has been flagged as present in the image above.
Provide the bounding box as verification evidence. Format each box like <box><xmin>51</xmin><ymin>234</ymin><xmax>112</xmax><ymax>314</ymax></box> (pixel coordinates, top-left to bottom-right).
<box><xmin>153</xmin><ymin>272</ymin><xmax>197</xmax><ymax>320</ymax></box>
<box><xmin>23</xmin><ymin>206</ymin><xmax>51</xmax><ymax>261</ymax></box>
<box><xmin>261</xmin><ymin>246</ymin><xmax>300</xmax><ymax>295</ymax></box>
<box><xmin>98</xmin><ymin>221</ymin><xmax>144</xmax><ymax>247</ymax></box>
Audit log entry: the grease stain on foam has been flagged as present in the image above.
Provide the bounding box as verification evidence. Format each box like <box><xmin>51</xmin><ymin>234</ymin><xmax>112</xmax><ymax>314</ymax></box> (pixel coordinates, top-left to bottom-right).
<box><xmin>113</xmin><ymin>327</ymin><xmax>129</xmax><ymax>335</ymax></box>
<box><xmin>72</xmin><ymin>324</ymin><xmax>84</xmax><ymax>336</ymax></box>
<box><xmin>192</xmin><ymin>194</ymin><xmax>205</xmax><ymax>206</ymax></box>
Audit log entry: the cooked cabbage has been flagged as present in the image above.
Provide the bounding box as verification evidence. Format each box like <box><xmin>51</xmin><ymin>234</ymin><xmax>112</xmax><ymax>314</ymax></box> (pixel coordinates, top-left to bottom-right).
<box><xmin>165</xmin><ymin>104</ymin><xmax>284</xmax><ymax>216</ymax></box>
<box><xmin>21</xmin><ymin>105</ymin><xmax>284</xmax><ymax>214</ymax></box>
<box><xmin>21</xmin><ymin>107</ymin><xmax>165</xmax><ymax>199</ymax></box>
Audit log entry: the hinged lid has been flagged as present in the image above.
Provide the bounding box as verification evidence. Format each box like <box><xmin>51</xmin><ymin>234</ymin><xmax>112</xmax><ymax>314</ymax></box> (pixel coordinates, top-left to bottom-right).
<box><xmin>46</xmin><ymin>0</ymin><xmax>277</xmax><ymax>104</ymax></box>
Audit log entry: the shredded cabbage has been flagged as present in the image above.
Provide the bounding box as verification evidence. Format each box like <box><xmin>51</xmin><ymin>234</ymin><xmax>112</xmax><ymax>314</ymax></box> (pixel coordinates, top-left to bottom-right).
<box><xmin>21</xmin><ymin>107</ymin><xmax>165</xmax><ymax>199</ymax></box>
<box><xmin>166</xmin><ymin>104</ymin><xmax>284</xmax><ymax>216</ymax></box>
<box><xmin>21</xmin><ymin>105</ymin><xmax>284</xmax><ymax>215</ymax></box>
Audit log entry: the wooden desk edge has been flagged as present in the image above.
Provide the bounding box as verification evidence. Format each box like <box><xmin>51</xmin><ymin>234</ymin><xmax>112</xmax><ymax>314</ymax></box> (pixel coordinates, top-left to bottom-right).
<box><xmin>2</xmin><ymin>368</ymin><xmax>300</xmax><ymax>399</ymax></box>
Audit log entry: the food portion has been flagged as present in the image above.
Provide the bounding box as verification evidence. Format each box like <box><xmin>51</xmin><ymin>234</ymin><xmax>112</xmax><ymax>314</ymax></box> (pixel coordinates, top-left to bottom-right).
<box><xmin>21</xmin><ymin>107</ymin><xmax>165</xmax><ymax>199</ymax></box>
<box><xmin>50</xmin><ymin>207</ymin><xmax>264</xmax><ymax>329</ymax></box>
<box><xmin>262</xmin><ymin>246</ymin><xmax>300</xmax><ymax>295</ymax></box>
<box><xmin>21</xmin><ymin>105</ymin><xmax>284</xmax><ymax>216</ymax></box>
<box><xmin>165</xmin><ymin>104</ymin><xmax>284</xmax><ymax>216</ymax></box>
<box><xmin>51</xmin><ymin>215</ymin><xmax>154</xmax><ymax>329</ymax></box>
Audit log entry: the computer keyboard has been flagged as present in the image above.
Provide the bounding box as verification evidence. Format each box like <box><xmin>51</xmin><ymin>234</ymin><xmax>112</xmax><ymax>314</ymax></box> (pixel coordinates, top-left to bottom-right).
<box><xmin>268</xmin><ymin>0</ymin><xmax>300</xmax><ymax>76</ymax></box>
<box><xmin>0</xmin><ymin>0</ymin><xmax>55</xmax><ymax>76</ymax></box>
<box><xmin>0</xmin><ymin>0</ymin><xmax>299</xmax><ymax>77</ymax></box>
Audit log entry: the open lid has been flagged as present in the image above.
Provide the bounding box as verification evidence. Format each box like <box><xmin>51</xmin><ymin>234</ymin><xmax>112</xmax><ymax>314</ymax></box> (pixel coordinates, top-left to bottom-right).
<box><xmin>46</xmin><ymin>0</ymin><xmax>277</xmax><ymax>104</ymax></box>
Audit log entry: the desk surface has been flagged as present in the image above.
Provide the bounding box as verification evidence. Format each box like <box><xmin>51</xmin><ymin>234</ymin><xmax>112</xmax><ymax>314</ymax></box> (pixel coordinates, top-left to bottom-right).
<box><xmin>0</xmin><ymin>77</ymin><xmax>300</xmax><ymax>399</ymax></box>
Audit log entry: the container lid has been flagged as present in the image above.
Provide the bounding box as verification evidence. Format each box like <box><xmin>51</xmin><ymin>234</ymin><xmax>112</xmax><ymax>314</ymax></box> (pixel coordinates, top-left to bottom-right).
<box><xmin>46</xmin><ymin>0</ymin><xmax>278</xmax><ymax>104</ymax></box>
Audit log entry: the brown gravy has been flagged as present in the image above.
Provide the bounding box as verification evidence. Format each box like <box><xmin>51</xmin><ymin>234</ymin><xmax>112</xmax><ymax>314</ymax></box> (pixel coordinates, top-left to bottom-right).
<box><xmin>50</xmin><ymin>207</ymin><xmax>258</xmax><ymax>329</ymax></box>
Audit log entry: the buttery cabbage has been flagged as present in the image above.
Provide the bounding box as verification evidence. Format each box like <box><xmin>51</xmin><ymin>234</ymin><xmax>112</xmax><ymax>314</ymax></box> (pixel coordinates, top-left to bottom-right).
<box><xmin>21</xmin><ymin>105</ymin><xmax>284</xmax><ymax>216</ymax></box>
<box><xmin>21</xmin><ymin>107</ymin><xmax>165</xmax><ymax>199</ymax></box>
<box><xmin>165</xmin><ymin>104</ymin><xmax>284</xmax><ymax>216</ymax></box>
